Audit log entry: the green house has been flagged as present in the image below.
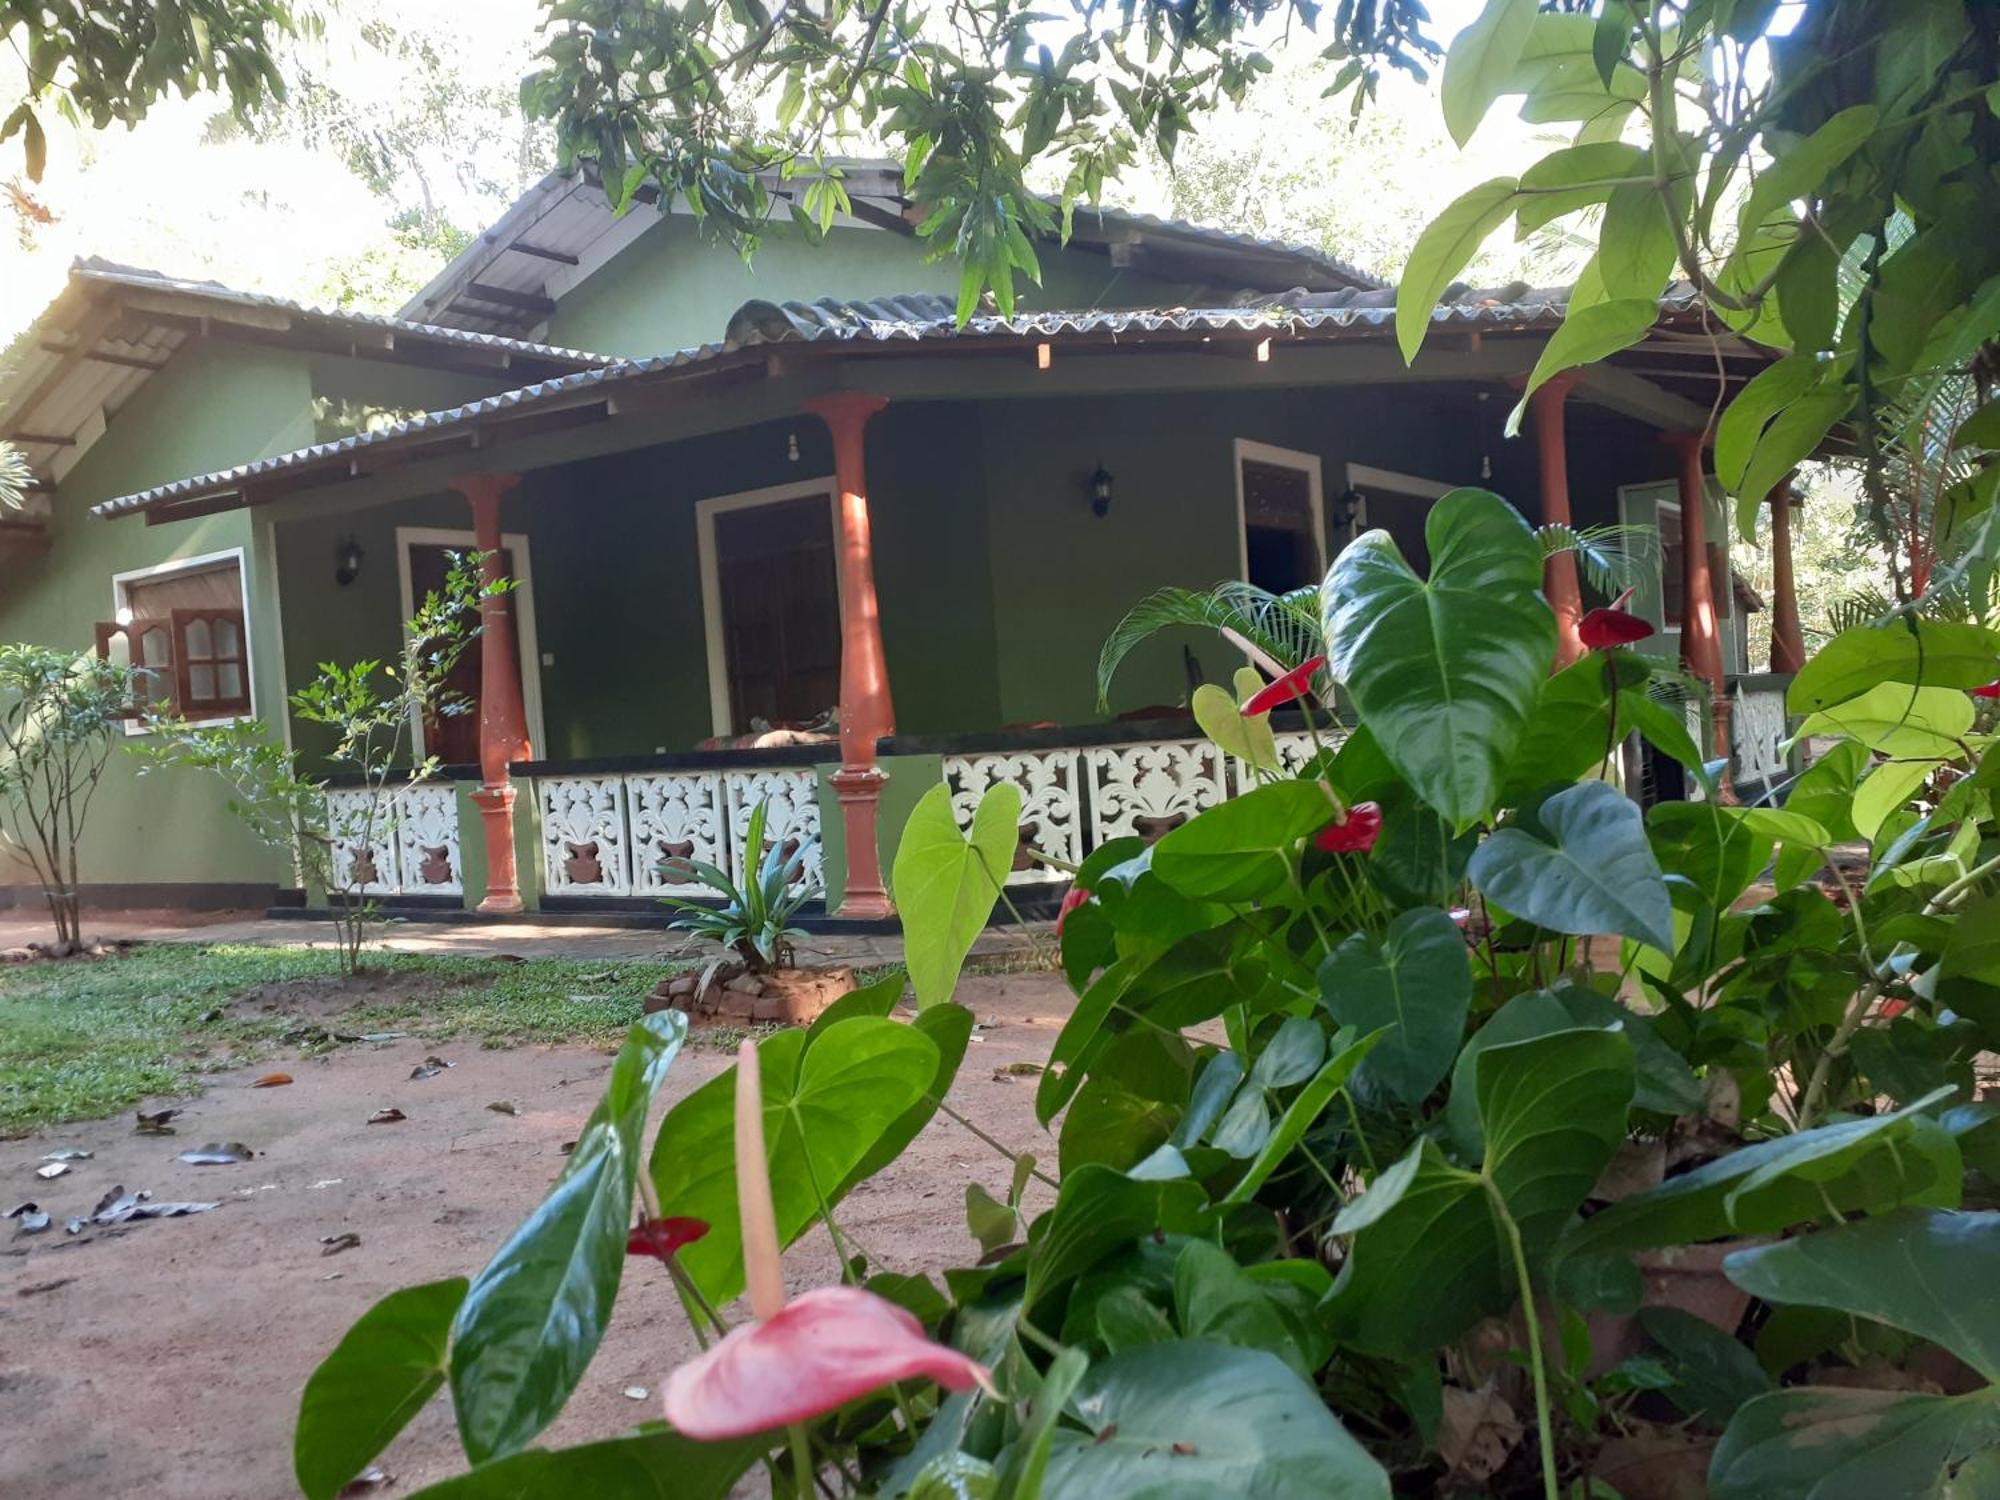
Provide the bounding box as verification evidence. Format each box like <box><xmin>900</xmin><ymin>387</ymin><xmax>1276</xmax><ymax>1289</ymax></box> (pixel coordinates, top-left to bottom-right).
<box><xmin>0</xmin><ymin>164</ymin><xmax>1800</xmax><ymax>921</ymax></box>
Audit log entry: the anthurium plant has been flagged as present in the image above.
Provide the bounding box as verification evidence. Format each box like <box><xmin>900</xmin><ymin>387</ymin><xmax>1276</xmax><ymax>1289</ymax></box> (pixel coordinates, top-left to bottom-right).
<box><xmin>293</xmin><ymin>490</ymin><xmax>2000</xmax><ymax>1499</ymax></box>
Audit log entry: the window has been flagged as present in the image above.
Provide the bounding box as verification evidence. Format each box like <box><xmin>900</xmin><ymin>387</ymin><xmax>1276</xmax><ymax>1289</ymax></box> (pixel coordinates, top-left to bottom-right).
<box><xmin>1658</xmin><ymin>502</ymin><xmax>1685</xmax><ymax>630</ymax></box>
<box><xmin>97</xmin><ymin>552</ymin><xmax>251</xmax><ymax>722</ymax></box>
<box><xmin>1343</xmin><ymin>463</ymin><xmax>1453</xmax><ymax>574</ymax></box>
<box><xmin>1236</xmin><ymin>441</ymin><xmax>1325</xmax><ymax>594</ymax></box>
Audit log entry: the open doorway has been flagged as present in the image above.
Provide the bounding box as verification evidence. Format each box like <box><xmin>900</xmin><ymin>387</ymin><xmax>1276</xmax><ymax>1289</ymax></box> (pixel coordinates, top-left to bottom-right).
<box><xmin>395</xmin><ymin>528</ymin><xmax>545</xmax><ymax>765</ymax></box>
<box><xmin>695</xmin><ymin>480</ymin><xmax>843</xmax><ymax>737</ymax></box>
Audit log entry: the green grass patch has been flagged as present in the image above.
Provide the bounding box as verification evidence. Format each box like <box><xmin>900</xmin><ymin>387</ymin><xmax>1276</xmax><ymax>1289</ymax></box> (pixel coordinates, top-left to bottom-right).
<box><xmin>0</xmin><ymin>943</ymin><xmax>693</xmax><ymax>1134</ymax></box>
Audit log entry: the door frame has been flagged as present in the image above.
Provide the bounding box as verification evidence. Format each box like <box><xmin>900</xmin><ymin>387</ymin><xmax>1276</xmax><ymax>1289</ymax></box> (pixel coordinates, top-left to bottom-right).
<box><xmin>694</xmin><ymin>476</ymin><xmax>843</xmax><ymax>737</ymax></box>
<box><xmin>1234</xmin><ymin>439</ymin><xmax>1327</xmax><ymax>586</ymax></box>
<box><xmin>395</xmin><ymin>526</ymin><xmax>547</xmax><ymax>762</ymax></box>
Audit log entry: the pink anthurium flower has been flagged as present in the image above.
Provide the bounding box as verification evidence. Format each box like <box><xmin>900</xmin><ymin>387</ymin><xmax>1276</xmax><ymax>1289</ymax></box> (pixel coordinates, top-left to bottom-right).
<box><xmin>1314</xmin><ymin>802</ymin><xmax>1382</xmax><ymax>854</ymax></box>
<box><xmin>1056</xmin><ymin>884</ymin><xmax>1090</xmax><ymax>936</ymax></box>
<box><xmin>1971</xmin><ymin>680</ymin><xmax>2000</xmax><ymax>700</ymax></box>
<box><xmin>661</xmin><ymin>1040</ymin><xmax>992</xmax><ymax>1441</ymax></box>
<box><xmin>1579</xmin><ymin>587</ymin><xmax>1656</xmax><ymax>650</ymax></box>
<box><xmin>628</xmin><ymin>1216</ymin><xmax>710</xmax><ymax>1262</ymax></box>
<box><xmin>1242</xmin><ymin>655</ymin><xmax>1328</xmax><ymax>716</ymax></box>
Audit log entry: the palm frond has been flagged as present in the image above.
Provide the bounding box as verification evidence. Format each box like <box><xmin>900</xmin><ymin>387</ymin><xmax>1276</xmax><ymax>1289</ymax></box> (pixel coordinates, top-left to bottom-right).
<box><xmin>1096</xmin><ymin>581</ymin><xmax>1323</xmax><ymax>711</ymax></box>
<box><xmin>1537</xmin><ymin>522</ymin><xmax>1653</xmax><ymax>596</ymax></box>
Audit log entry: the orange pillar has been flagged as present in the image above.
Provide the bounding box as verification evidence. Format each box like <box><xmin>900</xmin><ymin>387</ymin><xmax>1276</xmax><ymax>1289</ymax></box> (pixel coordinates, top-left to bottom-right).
<box><xmin>804</xmin><ymin>392</ymin><xmax>895</xmax><ymax>919</ymax></box>
<box><xmin>1663</xmin><ymin>431</ymin><xmax>1733</xmax><ymax>776</ymax></box>
<box><xmin>452</xmin><ymin>472</ymin><xmax>533</xmax><ymax>914</ymax></box>
<box><xmin>1768</xmin><ymin>473</ymin><xmax>1806</xmax><ymax>674</ymax></box>
<box><xmin>1530</xmin><ymin>372</ymin><xmax>1585</xmax><ymax>667</ymax></box>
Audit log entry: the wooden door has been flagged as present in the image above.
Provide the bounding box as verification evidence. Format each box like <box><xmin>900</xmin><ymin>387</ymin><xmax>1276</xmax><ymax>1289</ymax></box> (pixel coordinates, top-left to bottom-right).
<box><xmin>712</xmin><ymin>495</ymin><xmax>841</xmax><ymax>731</ymax></box>
<box><xmin>406</xmin><ymin>542</ymin><xmax>515</xmax><ymax>767</ymax></box>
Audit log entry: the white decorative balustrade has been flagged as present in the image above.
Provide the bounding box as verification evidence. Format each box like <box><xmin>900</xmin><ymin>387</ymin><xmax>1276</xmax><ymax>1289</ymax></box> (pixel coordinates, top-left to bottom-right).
<box><xmin>325</xmin><ymin>782</ymin><xmax>464</xmax><ymax>897</ymax></box>
<box><xmin>938</xmin><ymin>720</ymin><xmax>1348</xmax><ymax>880</ymax></box>
<box><xmin>530</xmin><ymin>763</ymin><xmax>824</xmax><ymax>900</ymax></box>
<box><xmin>1731</xmin><ymin>677</ymin><xmax>1793</xmax><ymax>788</ymax></box>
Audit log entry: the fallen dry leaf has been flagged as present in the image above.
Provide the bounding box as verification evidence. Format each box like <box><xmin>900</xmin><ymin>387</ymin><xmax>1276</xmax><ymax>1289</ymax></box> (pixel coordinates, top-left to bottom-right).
<box><xmin>320</xmin><ymin>1231</ymin><xmax>362</xmax><ymax>1257</ymax></box>
<box><xmin>367</xmin><ymin>1108</ymin><xmax>407</xmax><ymax>1125</ymax></box>
<box><xmin>34</xmin><ymin>1162</ymin><xmax>69</xmax><ymax>1180</ymax></box>
<box><xmin>486</xmin><ymin>1101</ymin><xmax>518</xmax><ymax>1116</ymax></box>
<box><xmin>42</xmin><ymin>1148</ymin><xmax>92</xmax><ymax>1162</ymax></box>
<box><xmin>135</xmin><ymin>1108</ymin><xmax>179</xmax><ymax>1134</ymax></box>
<box><xmin>251</xmin><ymin>1073</ymin><xmax>294</xmax><ymax>1089</ymax></box>
<box><xmin>177</xmin><ymin>1142</ymin><xmax>254</xmax><ymax>1166</ymax></box>
<box><xmin>1438</xmin><ymin>1381</ymin><xmax>1523</xmax><ymax>1484</ymax></box>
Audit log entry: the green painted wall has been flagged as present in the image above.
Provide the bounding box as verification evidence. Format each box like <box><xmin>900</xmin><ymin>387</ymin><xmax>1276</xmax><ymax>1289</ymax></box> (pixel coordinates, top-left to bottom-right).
<box><xmin>0</xmin><ymin>342</ymin><xmax>317</xmax><ymax>893</ymax></box>
<box><xmin>546</xmin><ymin>215</ymin><xmax>1214</xmax><ymax>358</ymax></box>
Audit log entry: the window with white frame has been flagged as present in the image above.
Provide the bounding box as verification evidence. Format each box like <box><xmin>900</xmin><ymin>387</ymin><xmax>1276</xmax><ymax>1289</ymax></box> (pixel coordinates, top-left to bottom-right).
<box><xmin>96</xmin><ymin>551</ymin><xmax>252</xmax><ymax>722</ymax></box>
<box><xmin>1236</xmin><ymin>440</ymin><xmax>1325</xmax><ymax>594</ymax></box>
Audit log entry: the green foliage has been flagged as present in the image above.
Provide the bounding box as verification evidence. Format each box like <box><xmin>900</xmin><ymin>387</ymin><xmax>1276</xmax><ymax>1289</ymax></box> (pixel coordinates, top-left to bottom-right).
<box><xmin>147</xmin><ymin>551</ymin><xmax>498</xmax><ymax>973</ymax></box>
<box><xmin>657</xmin><ymin>797</ymin><xmax>817</xmax><ymax>975</ymax></box>
<box><xmin>0</xmin><ymin>644</ymin><xmax>135</xmax><ymax>948</ymax></box>
<box><xmin>648</xmin><ymin>1016</ymin><xmax>939</xmax><ymax>1305</ymax></box>
<box><xmin>893</xmin><ymin>781</ymin><xmax>1020</xmax><ymax>1008</ymax></box>
<box><xmin>296</xmin><ymin>1279</ymin><xmax>468</xmax><ymax>1500</ymax></box>
<box><xmin>1324</xmin><ymin>489</ymin><xmax>1554</xmax><ymax>827</ymax></box>
<box><xmin>3</xmin><ymin>1</ymin><xmax>300</xmax><ymax>182</ymax></box>
<box><xmin>451</xmin><ymin>1012</ymin><xmax>688</xmax><ymax>1463</ymax></box>
<box><xmin>293</xmin><ymin>498</ymin><xmax>2000</xmax><ymax>1500</ymax></box>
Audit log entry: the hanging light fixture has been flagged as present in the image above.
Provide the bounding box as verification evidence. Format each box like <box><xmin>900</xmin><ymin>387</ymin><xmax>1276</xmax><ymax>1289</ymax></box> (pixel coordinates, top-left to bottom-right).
<box><xmin>334</xmin><ymin>536</ymin><xmax>364</xmax><ymax>587</ymax></box>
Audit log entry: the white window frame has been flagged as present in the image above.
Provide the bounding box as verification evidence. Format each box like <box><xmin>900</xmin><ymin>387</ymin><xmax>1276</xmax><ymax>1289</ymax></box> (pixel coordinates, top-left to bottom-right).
<box><xmin>694</xmin><ymin>477</ymin><xmax>845</xmax><ymax>738</ymax></box>
<box><xmin>109</xmin><ymin>546</ymin><xmax>255</xmax><ymax>737</ymax></box>
<box><xmin>1342</xmin><ymin>461</ymin><xmax>1453</xmax><ymax>543</ymax></box>
<box><xmin>394</xmin><ymin>526</ymin><xmax>548</xmax><ymax>762</ymax></box>
<box><xmin>1234</xmin><ymin>439</ymin><xmax>1327</xmax><ymax>586</ymax></box>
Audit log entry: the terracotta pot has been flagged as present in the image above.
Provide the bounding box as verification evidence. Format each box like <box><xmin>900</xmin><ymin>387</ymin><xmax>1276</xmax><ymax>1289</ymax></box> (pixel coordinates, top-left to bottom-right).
<box><xmin>1634</xmin><ymin>1239</ymin><xmax>1769</xmax><ymax>1334</ymax></box>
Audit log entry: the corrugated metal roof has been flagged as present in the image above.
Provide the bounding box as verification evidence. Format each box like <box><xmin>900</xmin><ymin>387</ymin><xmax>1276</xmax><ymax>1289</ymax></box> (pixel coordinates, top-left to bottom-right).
<box><xmin>401</xmin><ymin>165</ymin><xmax>1388</xmax><ymax>335</ymax></box>
<box><xmin>0</xmin><ymin>259</ymin><xmax>620</xmax><ymax>497</ymax></box>
<box><xmin>93</xmin><ymin>283</ymin><xmax>1714</xmax><ymax>521</ymax></box>
<box><xmin>91</xmin><ymin>343</ymin><xmax>734</xmax><ymax>517</ymax></box>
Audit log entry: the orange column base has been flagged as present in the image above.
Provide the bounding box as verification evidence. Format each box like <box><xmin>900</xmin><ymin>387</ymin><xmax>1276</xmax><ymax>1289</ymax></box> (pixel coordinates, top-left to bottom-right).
<box><xmin>830</xmin><ymin>765</ymin><xmax>894</xmax><ymax>919</ymax></box>
<box><xmin>471</xmin><ymin>783</ymin><xmax>524</xmax><ymax>914</ymax></box>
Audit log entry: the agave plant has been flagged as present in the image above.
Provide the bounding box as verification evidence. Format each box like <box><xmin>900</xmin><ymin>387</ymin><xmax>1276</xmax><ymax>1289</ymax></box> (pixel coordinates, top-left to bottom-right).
<box><xmin>657</xmin><ymin>798</ymin><xmax>818</xmax><ymax>985</ymax></box>
<box><xmin>1096</xmin><ymin>522</ymin><xmax>1648</xmax><ymax>708</ymax></box>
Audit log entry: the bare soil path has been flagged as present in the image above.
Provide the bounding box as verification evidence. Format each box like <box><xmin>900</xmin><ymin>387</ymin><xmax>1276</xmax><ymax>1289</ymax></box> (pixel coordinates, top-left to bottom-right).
<box><xmin>0</xmin><ymin>973</ymin><xmax>1072</xmax><ymax>1500</ymax></box>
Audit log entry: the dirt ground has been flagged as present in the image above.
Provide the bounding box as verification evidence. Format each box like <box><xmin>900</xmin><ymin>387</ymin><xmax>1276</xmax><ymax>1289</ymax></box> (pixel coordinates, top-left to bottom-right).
<box><xmin>0</xmin><ymin>972</ymin><xmax>1074</xmax><ymax>1500</ymax></box>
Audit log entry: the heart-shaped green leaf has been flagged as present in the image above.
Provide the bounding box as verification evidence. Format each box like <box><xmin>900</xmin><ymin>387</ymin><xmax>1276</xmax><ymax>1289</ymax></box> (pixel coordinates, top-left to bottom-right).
<box><xmin>1795</xmin><ymin>681</ymin><xmax>1975</xmax><ymax>759</ymax></box>
<box><xmin>1153</xmin><ymin>780</ymin><xmax>1333</xmax><ymax>901</ymax></box>
<box><xmin>1789</xmin><ymin>621</ymin><xmax>2000</xmax><ymax>713</ymax></box>
<box><xmin>1723</xmin><ymin>1208</ymin><xmax>2000</xmax><ymax>1383</ymax></box>
<box><xmin>450</xmin><ymin>1011</ymin><xmax>687</xmax><ymax>1464</ymax></box>
<box><xmin>1324</xmin><ymin>489</ymin><xmax>1555</xmax><ymax>828</ymax></box>
<box><xmin>297</xmin><ymin>1278</ymin><xmax>467</xmax><ymax>1500</ymax></box>
<box><xmin>1025</xmin><ymin>1163</ymin><xmax>1211</xmax><ymax>1308</ymax></box>
<box><xmin>650</xmin><ymin>1016</ymin><xmax>938</xmax><ymax>1306</ymax></box>
<box><xmin>1709</xmin><ymin>1387</ymin><xmax>2000</xmax><ymax>1500</ymax></box>
<box><xmin>1039</xmin><ymin>1343</ymin><xmax>1390</xmax><ymax>1499</ymax></box>
<box><xmin>1318</xmin><ymin>907</ymin><xmax>1472</xmax><ymax>1106</ymax></box>
<box><xmin>1470</xmin><ymin>780</ymin><xmax>1674</xmax><ymax>951</ymax></box>
<box><xmin>895</xmin><ymin>780</ymin><xmax>1021</xmax><ymax>1007</ymax></box>
<box><xmin>1559</xmin><ymin>1091</ymin><xmax>1967</xmax><ymax>1260</ymax></box>
<box><xmin>1327</xmin><ymin>1026</ymin><xmax>1633</xmax><ymax>1357</ymax></box>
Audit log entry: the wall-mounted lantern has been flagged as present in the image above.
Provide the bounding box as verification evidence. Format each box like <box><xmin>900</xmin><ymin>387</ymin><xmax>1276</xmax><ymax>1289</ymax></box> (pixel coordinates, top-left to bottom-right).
<box><xmin>335</xmin><ymin>536</ymin><xmax>364</xmax><ymax>587</ymax></box>
<box><xmin>1089</xmin><ymin>464</ymin><xmax>1115</xmax><ymax>519</ymax></box>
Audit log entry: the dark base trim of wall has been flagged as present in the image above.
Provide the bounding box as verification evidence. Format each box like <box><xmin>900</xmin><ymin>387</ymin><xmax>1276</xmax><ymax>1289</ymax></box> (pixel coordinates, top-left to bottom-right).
<box><xmin>0</xmin><ymin>882</ymin><xmax>280</xmax><ymax>914</ymax></box>
<box><xmin>262</xmin><ymin>902</ymin><xmax>906</xmax><ymax>935</ymax></box>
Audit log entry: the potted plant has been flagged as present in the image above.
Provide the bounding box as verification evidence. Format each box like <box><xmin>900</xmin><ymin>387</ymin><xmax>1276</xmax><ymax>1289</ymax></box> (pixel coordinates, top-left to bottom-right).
<box><xmin>650</xmin><ymin>797</ymin><xmax>856</xmax><ymax>1024</ymax></box>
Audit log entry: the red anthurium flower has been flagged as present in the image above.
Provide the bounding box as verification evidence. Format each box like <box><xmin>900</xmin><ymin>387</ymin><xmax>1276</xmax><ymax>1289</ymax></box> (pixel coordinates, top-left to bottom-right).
<box><xmin>1314</xmin><ymin>802</ymin><xmax>1382</xmax><ymax>854</ymax></box>
<box><xmin>661</xmin><ymin>1040</ymin><xmax>993</xmax><ymax>1442</ymax></box>
<box><xmin>628</xmin><ymin>1216</ymin><xmax>710</xmax><ymax>1262</ymax></box>
<box><xmin>1242</xmin><ymin>655</ymin><xmax>1328</xmax><ymax>716</ymax></box>
<box><xmin>1056</xmin><ymin>884</ymin><xmax>1090</xmax><ymax>936</ymax></box>
<box><xmin>1880</xmin><ymin>998</ymin><xmax>1911</xmax><ymax>1019</ymax></box>
<box><xmin>662</xmin><ymin>1283</ymin><xmax>993</xmax><ymax>1439</ymax></box>
<box><xmin>1971</xmin><ymin>681</ymin><xmax>2000</xmax><ymax>700</ymax></box>
<box><xmin>1579</xmin><ymin>588</ymin><xmax>1655</xmax><ymax>650</ymax></box>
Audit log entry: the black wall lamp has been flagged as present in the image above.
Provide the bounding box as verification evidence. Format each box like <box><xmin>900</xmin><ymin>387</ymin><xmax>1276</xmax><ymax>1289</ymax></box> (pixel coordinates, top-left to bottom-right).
<box><xmin>1335</xmin><ymin>488</ymin><xmax>1365</xmax><ymax>532</ymax></box>
<box><xmin>1089</xmin><ymin>463</ymin><xmax>1115</xmax><ymax>518</ymax></box>
<box><xmin>334</xmin><ymin>536</ymin><xmax>364</xmax><ymax>587</ymax></box>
